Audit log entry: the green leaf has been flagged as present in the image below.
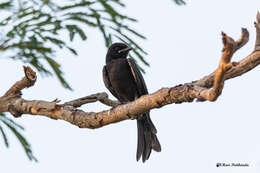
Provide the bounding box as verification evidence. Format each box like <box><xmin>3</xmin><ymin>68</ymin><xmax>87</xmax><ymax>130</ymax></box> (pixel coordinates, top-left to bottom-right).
<box><xmin>173</xmin><ymin>0</ymin><xmax>186</xmax><ymax>5</ymax></box>
<box><xmin>6</xmin><ymin>30</ymin><xmax>15</xmax><ymax>38</ymax></box>
<box><xmin>62</xmin><ymin>12</ymin><xmax>92</xmax><ymax>18</ymax></box>
<box><xmin>1</xmin><ymin>117</ymin><xmax>37</xmax><ymax>161</ymax></box>
<box><xmin>110</xmin><ymin>0</ymin><xmax>125</xmax><ymax>7</ymax></box>
<box><xmin>66</xmin><ymin>16</ymin><xmax>97</xmax><ymax>27</ymax></box>
<box><xmin>98</xmin><ymin>0</ymin><xmax>137</xmax><ymax>22</ymax></box>
<box><xmin>65</xmin><ymin>24</ymin><xmax>87</xmax><ymax>41</ymax></box>
<box><xmin>35</xmin><ymin>19</ymin><xmax>53</xmax><ymax>27</ymax></box>
<box><xmin>0</xmin><ymin>116</ymin><xmax>24</xmax><ymax>130</ymax></box>
<box><xmin>45</xmin><ymin>36</ymin><xmax>65</xmax><ymax>48</ymax></box>
<box><xmin>29</xmin><ymin>56</ymin><xmax>52</xmax><ymax>75</ymax></box>
<box><xmin>0</xmin><ymin>113</ymin><xmax>35</xmax><ymax>160</ymax></box>
<box><xmin>66</xmin><ymin>25</ymin><xmax>76</xmax><ymax>41</ymax></box>
<box><xmin>0</xmin><ymin>124</ymin><xmax>9</xmax><ymax>147</ymax></box>
<box><xmin>96</xmin><ymin>18</ymin><xmax>110</xmax><ymax>47</ymax></box>
<box><xmin>18</xmin><ymin>9</ymin><xmax>38</xmax><ymax>18</ymax></box>
<box><xmin>0</xmin><ymin>114</ymin><xmax>25</xmax><ymax>148</ymax></box>
<box><xmin>112</xmin><ymin>28</ymin><xmax>147</xmax><ymax>55</ymax></box>
<box><xmin>114</xmin><ymin>35</ymin><xmax>149</xmax><ymax>66</ymax></box>
<box><xmin>132</xmin><ymin>48</ymin><xmax>150</xmax><ymax>67</ymax></box>
<box><xmin>66</xmin><ymin>46</ymin><xmax>78</xmax><ymax>55</ymax></box>
<box><xmin>34</xmin><ymin>31</ymin><xmax>47</xmax><ymax>41</ymax></box>
<box><xmin>99</xmin><ymin>0</ymin><xmax>118</xmax><ymax>18</ymax></box>
<box><xmin>0</xmin><ymin>2</ymin><xmax>12</xmax><ymax>9</ymax></box>
<box><xmin>44</xmin><ymin>56</ymin><xmax>72</xmax><ymax>90</ymax></box>
<box><xmin>129</xmin><ymin>54</ymin><xmax>145</xmax><ymax>74</ymax></box>
<box><xmin>59</xmin><ymin>1</ymin><xmax>95</xmax><ymax>10</ymax></box>
<box><xmin>1</xmin><ymin>0</ymin><xmax>147</xmax><ymax>92</ymax></box>
<box><xmin>0</xmin><ymin>113</ymin><xmax>9</xmax><ymax>147</ymax></box>
<box><xmin>124</xmin><ymin>27</ymin><xmax>146</xmax><ymax>39</ymax></box>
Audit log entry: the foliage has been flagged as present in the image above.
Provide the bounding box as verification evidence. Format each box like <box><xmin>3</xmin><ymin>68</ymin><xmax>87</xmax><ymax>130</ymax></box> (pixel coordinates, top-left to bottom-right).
<box><xmin>173</xmin><ymin>0</ymin><xmax>186</xmax><ymax>5</ymax></box>
<box><xmin>0</xmin><ymin>0</ymin><xmax>185</xmax><ymax>161</ymax></box>
<box><xmin>0</xmin><ymin>0</ymin><xmax>149</xmax><ymax>89</ymax></box>
<box><xmin>0</xmin><ymin>112</ymin><xmax>37</xmax><ymax>161</ymax></box>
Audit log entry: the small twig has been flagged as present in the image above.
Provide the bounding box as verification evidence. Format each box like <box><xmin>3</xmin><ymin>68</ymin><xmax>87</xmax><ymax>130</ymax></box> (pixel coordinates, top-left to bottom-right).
<box><xmin>64</xmin><ymin>93</ymin><xmax>119</xmax><ymax>107</ymax></box>
<box><xmin>4</xmin><ymin>66</ymin><xmax>36</xmax><ymax>97</ymax></box>
<box><xmin>195</xmin><ymin>29</ymin><xmax>249</xmax><ymax>101</ymax></box>
<box><xmin>235</xmin><ymin>28</ymin><xmax>249</xmax><ymax>51</ymax></box>
<box><xmin>0</xmin><ymin>66</ymin><xmax>36</xmax><ymax>117</ymax></box>
<box><xmin>52</xmin><ymin>98</ymin><xmax>61</xmax><ymax>103</ymax></box>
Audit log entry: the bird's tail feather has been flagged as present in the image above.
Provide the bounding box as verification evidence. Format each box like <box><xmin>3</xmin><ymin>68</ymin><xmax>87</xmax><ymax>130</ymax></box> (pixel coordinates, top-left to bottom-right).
<box><xmin>136</xmin><ymin>113</ymin><xmax>161</xmax><ymax>162</ymax></box>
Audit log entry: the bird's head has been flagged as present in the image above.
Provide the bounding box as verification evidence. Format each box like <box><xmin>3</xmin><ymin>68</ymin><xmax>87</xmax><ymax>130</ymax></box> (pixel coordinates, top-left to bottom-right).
<box><xmin>106</xmin><ymin>43</ymin><xmax>132</xmax><ymax>64</ymax></box>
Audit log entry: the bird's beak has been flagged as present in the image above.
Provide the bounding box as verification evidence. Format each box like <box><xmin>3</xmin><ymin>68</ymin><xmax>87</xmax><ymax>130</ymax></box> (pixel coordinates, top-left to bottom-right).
<box><xmin>118</xmin><ymin>47</ymin><xmax>132</xmax><ymax>53</ymax></box>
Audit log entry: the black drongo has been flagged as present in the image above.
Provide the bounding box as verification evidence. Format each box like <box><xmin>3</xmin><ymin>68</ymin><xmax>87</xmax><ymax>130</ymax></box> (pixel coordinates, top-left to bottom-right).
<box><xmin>102</xmin><ymin>43</ymin><xmax>161</xmax><ymax>162</ymax></box>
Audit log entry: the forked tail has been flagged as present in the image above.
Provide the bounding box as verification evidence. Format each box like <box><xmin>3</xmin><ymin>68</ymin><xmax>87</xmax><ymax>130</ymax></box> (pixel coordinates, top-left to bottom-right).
<box><xmin>136</xmin><ymin>112</ymin><xmax>161</xmax><ymax>162</ymax></box>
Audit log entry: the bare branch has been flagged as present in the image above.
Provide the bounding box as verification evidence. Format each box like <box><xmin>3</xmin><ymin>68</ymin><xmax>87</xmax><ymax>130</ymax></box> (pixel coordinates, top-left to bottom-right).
<box><xmin>235</xmin><ymin>28</ymin><xmax>249</xmax><ymax>51</ymax></box>
<box><xmin>0</xmin><ymin>66</ymin><xmax>36</xmax><ymax>117</ymax></box>
<box><xmin>4</xmin><ymin>66</ymin><xmax>36</xmax><ymax>97</ymax></box>
<box><xmin>196</xmin><ymin>29</ymin><xmax>249</xmax><ymax>101</ymax></box>
<box><xmin>0</xmin><ymin>13</ymin><xmax>260</xmax><ymax>129</ymax></box>
<box><xmin>64</xmin><ymin>93</ymin><xmax>119</xmax><ymax>107</ymax></box>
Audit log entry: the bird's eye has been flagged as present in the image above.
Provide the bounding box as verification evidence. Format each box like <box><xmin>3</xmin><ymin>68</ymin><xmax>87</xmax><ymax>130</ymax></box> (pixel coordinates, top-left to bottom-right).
<box><xmin>114</xmin><ymin>47</ymin><xmax>121</xmax><ymax>53</ymax></box>
<box><xmin>113</xmin><ymin>47</ymin><xmax>119</xmax><ymax>51</ymax></box>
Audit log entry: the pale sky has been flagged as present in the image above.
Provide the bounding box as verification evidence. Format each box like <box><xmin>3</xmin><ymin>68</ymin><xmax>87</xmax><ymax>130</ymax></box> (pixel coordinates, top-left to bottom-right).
<box><xmin>1</xmin><ymin>0</ymin><xmax>260</xmax><ymax>173</ymax></box>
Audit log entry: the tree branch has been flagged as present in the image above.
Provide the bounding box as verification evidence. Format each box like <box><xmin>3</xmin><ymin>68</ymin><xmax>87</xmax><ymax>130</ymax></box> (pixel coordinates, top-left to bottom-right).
<box><xmin>63</xmin><ymin>93</ymin><xmax>119</xmax><ymax>107</ymax></box>
<box><xmin>1</xmin><ymin>13</ymin><xmax>260</xmax><ymax>129</ymax></box>
<box><xmin>4</xmin><ymin>66</ymin><xmax>36</xmax><ymax>97</ymax></box>
<box><xmin>254</xmin><ymin>11</ymin><xmax>260</xmax><ymax>51</ymax></box>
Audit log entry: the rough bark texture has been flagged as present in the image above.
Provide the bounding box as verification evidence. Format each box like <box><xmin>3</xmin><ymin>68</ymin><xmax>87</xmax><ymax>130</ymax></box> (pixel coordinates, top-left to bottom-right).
<box><xmin>1</xmin><ymin>13</ymin><xmax>260</xmax><ymax>129</ymax></box>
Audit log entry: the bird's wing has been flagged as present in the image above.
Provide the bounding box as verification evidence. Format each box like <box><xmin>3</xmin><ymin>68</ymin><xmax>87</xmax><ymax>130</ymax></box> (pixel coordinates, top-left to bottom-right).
<box><xmin>127</xmin><ymin>58</ymin><xmax>148</xmax><ymax>96</ymax></box>
<box><xmin>102</xmin><ymin>65</ymin><xmax>120</xmax><ymax>100</ymax></box>
<box><xmin>128</xmin><ymin>59</ymin><xmax>161</xmax><ymax>162</ymax></box>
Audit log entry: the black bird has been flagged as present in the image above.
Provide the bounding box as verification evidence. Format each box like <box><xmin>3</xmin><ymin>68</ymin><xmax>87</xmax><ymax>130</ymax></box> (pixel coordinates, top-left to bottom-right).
<box><xmin>102</xmin><ymin>43</ymin><xmax>161</xmax><ymax>162</ymax></box>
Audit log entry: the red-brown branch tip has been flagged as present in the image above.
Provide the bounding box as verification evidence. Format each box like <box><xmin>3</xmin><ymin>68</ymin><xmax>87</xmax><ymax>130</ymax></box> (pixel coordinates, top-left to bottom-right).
<box><xmin>52</xmin><ymin>98</ymin><xmax>61</xmax><ymax>103</ymax></box>
<box><xmin>198</xmin><ymin>29</ymin><xmax>248</xmax><ymax>102</ymax></box>
<box><xmin>254</xmin><ymin>11</ymin><xmax>260</xmax><ymax>51</ymax></box>
<box><xmin>221</xmin><ymin>31</ymin><xmax>235</xmax><ymax>49</ymax></box>
<box><xmin>257</xmin><ymin>11</ymin><xmax>260</xmax><ymax>23</ymax></box>
<box><xmin>4</xmin><ymin>66</ymin><xmax>37</xmax><ymax>97</ymax></box>
<box><xmin>236</xmin><ymin>28</ymin><xmax>249</xmax><ymax>50</ymax></box>
<box><xmin>254</xmin><ymin>11</ymin><xmax>260</xmax><ymax>28</ymax></box>
<box><xmin>23</xmin><ymin>66</ymin><xmax>37</xmax><ymax>87</ymax></box>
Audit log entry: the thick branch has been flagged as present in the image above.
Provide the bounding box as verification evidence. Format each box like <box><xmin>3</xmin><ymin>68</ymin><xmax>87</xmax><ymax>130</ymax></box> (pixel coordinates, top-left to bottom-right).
<box><xmin>1</xmin><ymin>13</ymin><xmax>260</xmax><ymax>129</ymax></box>
<box><xmin>0</xmin><ymin>66</ymin><xmax>36</xmax><ymax>117</ymax></box>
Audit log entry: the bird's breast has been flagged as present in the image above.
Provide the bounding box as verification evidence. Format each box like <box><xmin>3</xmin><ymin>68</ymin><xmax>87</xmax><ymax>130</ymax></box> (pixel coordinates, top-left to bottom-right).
<box><xmin>106</xmin><ymin>59</ymin><xmax>138</xmax><ymax>102</ymax></box>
